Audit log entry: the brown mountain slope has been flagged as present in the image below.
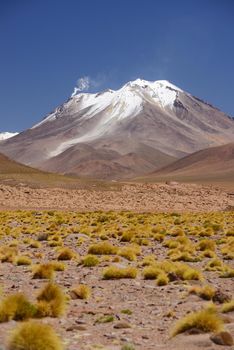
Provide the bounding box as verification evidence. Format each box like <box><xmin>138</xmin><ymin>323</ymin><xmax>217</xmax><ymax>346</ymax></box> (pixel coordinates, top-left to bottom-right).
<box><xmin>39</xmin><ymin>142</ymin><xmax>176</xmax><ymax>179</ymax></box>
<box><xmin>144</xmin><ymin>143</ymin><xmax>234</xmax><ymax>188</ymax></box>
<box><xmin>0</xmin><ymin>152</ymin><xmax>41</xmax><ymax>174</ymax></box>
<box><xmin>0</xmin><ymin>152</ymin><xmax>115</xmax><ymax>189</ymax></box>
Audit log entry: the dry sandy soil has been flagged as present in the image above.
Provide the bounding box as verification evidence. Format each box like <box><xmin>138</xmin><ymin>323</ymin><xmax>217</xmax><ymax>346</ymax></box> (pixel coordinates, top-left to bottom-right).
<box><xmin>0</xmin><ymin>182</ymin><xmax>233</xmax><ymax>212</ymax></box>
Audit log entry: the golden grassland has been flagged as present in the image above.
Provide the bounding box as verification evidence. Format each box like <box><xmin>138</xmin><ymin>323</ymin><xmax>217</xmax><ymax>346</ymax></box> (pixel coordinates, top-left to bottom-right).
<box><xmin>0</xmin><ymin>210</ymin><xmax>233</xmax><ymax>349</ymax></box>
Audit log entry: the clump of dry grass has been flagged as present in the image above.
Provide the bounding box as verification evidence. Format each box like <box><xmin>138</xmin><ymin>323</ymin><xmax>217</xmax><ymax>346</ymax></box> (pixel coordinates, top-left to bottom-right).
<box><xmin>221</xmin><ymin>300</ymin><xmax>234</xmax><ymax>313</ymax></box>
<box><xmin>15</xmin><ymin>256</ymin><xmax>32</xmax><ymax>266</ymax></box>
<box><xmin>88</xmin><ymin>241</ymin><xmax>118</xmax><ymax>255</ymax></box>
<box><xmin>171</xmin><ymin>251</ymin><xmax>200</xmax><ymax>263</ymax></box>
<box><xmin>29</xmin><ymin>240</ymin><xmax>41</xmax><ymax>249</ymax></box>
<box><xmin>0</xmin><ymin>246</ymin><xmax>18</xmax><ymax>263</ymax></box>
<box><xmin>220</xmin><ymin>266</ymin><xmax>234</xmax><ymax>278</ymax></box>
<box><xmin>200</xmin><ymin>250</ymin><xmax>216</xmax><ymax>258</ymax></box>
<box><xmin>155</xmin><ymin>260</ymin><xmax>203</xmax><ymax>281</ymax></box>
<box><xmin>171</xmin><ymin>308</ymin><xmax>224</xmax><ymax>336</ymax></box>
<box><xmin>156</xmin><ymin>272</ymin><xmax>169</xmax><ymax>286</ymax></box>
<box><xmin>103</xmin><ymin>266</ymin><xmax>137</xmax><ymax>279</ymax></box>
<box><xmin>81</xmin><ymin>254</ymin><xmax>99</xmax><ymax>267</ymax></box>
<box><xmin>36</xmin><ymin>283</ymin><xmax>67</xmax><ymax>318</ymax></box>
<box><xmin>120</xmin><ymin>230</ymin><xmax>134</xmax><ymax>242</ymax></box>
<box><xmin>205</xmin><ymin>258</ymin><xmax>223</xmax><ymax>272</ymax></box>
<box><xmin>51</xmin><ymin>261</ymin><xmax>66</xmax><ymax>271</ymax></box>
<box><xmin>188</xmin><ymin>285</ymin><xmax>215</xmax><ymax>300</ymax></box>
<box><xmin>32</xmin><ymin>263</ymin><xmax>55</xmax><ymax>280</ymax></box>
<box><xmin>142</xmin><ymin>266</ymin><xmax>162</xmax><ymax>280</ymax></box>
<box><xmin>57</xmin><ymin>247</ymin><xmax>76</xmax><ymax>261</ymax></box>
<box><xmin>197</xmin><ymin>239</ymin><xmax>215</xmax><ymax>251</ymax></box>
<box><xmin>0</xmin><ymin>293</ymin><xmax>36</xmax><ymax>322</ymax></box>
<box><xmin>70</xmin><ymin>284</ymin><xmax>91</xmax><ymax>299</ymax></box>
<box><xmin>141</xmin><ymin>255</ymin><xmax>157</xmax><ymax>266</ymax></box>
<box><xmin>37</xmin><ymin>232</ymin><xmax>49</xmax><ymax>241</ymax></box>
<box><xmin>7</xmin><ymin>321</ymin><xmax>63</xmax><ymax>350</ymax></box>
<box><xmin>118</xmin><ymin>247</ymin><xmax>137</xmax><ymax>261</ymax></box>
<box><xmin>221</xmin><ymin>238</ymin><xmax>234</xmax><ymax>260</ymax></box>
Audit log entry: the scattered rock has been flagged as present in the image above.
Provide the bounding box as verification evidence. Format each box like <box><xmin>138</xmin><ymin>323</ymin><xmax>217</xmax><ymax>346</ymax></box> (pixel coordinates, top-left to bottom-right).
<box><xmin>210</xmin><ymin>331</ymin><xmax>233</xmax><ymax>346</ymax></box>
<box><xmin>166</xmin><ymin>181</ymin><xmax>179</xmax><ymax>186</ymax></box>
<box><xmin>104</xmin><ymin>333</ymin><xmax>117</xmax><ymax>339</ymax></box>
<box><xmin>186</xmin><ymin>327</ymin><xmax>205</xmax><ymax>335</ymax></box>
<box><xmin>114</xmin><ymin>322</ymin><xmax>131</xmax><ymax>329</ymax></box>
<box><xmin>212</xmin><ymin>289</ymin><xmax>231</xmax><ymax>304</ymax></box>
<box><xmin>142</xmin><ymin>335</ymin><xmax>149</xmax><ymax>339</ymax></box>
<box><xmin>75</xmin><ymin>320</ymin><xmax>86</xmax><ymax>325</ymax></box>
<box><xmin>37</xmin><ymin>232</ymin><xmax>49</xmax><ymax>241</ymax></box>
<box><xmin>168</xmin><ymin>272</ymin><xmax>179</xmax><ymax>281</ymax></box>
<box><xmin>66</xmin><ymin>325</ymin><xmax>87</xmax><ymax>331</ymax></box>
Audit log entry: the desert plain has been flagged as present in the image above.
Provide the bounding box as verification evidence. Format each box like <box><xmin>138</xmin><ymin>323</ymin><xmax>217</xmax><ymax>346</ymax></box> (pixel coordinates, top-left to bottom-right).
<box><xmin>0</xmin><ymin>178</ymin><xmax>233</xmax><ymax>350</ymax></box>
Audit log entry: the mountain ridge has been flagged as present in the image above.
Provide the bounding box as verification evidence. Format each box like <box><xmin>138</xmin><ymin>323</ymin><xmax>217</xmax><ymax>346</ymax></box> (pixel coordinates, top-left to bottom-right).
<box><xmin>142</xmin><ymin>142</ymin><xmax>234</xmax><ymax>188</ymax></box>
<box><xmin>0</xmin><ymin>79</ymin><xmax>233</xmax><ymax>179</ymax></box>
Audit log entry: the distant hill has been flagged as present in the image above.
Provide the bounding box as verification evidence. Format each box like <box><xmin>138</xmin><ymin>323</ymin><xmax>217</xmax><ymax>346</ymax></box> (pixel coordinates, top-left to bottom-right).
<box><xmin>0</xmin><ymin>152</ymin><xmax>114</xmax><ymax>189</ymax></box>
<box><xmin>0</xmin><ymin>152</ymin><xmax>41</xmax><ymax>174</ymax></box>
<box><xmin>145</xmin><ymin>143</ymin><xmax>234</xmax><ymax>188</ymax></box>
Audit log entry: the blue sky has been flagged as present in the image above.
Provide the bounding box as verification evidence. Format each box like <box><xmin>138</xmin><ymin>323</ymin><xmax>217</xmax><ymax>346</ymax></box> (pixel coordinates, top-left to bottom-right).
<box><xmin>0</xmin><ymin>0</ymin><xmax>234</xmax><ymax>131</ymax></box>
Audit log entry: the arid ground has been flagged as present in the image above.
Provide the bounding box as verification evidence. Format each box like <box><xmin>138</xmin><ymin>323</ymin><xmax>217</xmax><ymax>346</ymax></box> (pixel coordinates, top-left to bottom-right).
<box><xmin>0</xmin><ymin>206</ymin><xmax>233</xmax><ymax>350</ymax></box>
<box><xmin>0</xmin><ymin>182</ymin><xmax>233</xmax><ymax>212</ymax></box>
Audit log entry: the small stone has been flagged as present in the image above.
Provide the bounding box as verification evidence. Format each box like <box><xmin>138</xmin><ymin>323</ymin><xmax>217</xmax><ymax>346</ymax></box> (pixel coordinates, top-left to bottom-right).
<box><xmin>37</xmin><ymin>232</ymin><xmax>49</xmax><ymax>241</ymax></box>
<box><xmin>69</xmin><ymin>291</ymin><xmax>78</xmax><ymax>299</ymax></box>
<box><xmin>168</xmin><ymin>272</ymin><xmax>179</xmax><ymax>281</ymax></box>
<box><xmin>210</xmin><ymin>331</ymin><xmax>233</xmax><ymax>346</ymax></box>
<box><xmin>142</xmin><ymin>335</ymin><xmax>149</xmax><ymax>339</ymax></box>
<box><xmin>120</xmin><ymin>337</ymin><xmax>131</xmax><ymax>342</ymax></box>
<box><xmin>212</xmin><ymin>290</ymin><xmax>231</xmax><ymax>304</ymax></box>
<box><xmin>114</xmin><ymin>322</ymin><xmax>131</xmax><ymax>329</ymax></box>
<box><xmin>104</xmin><ymin>333</ymin><xmax>117</xmax><ymax>339</ymax></box>
<box><xmin>63</xmin><ymin>282</ymin><xmax>71</xmax><ymax>287</ymax></box>
<box><xmin>166</xmin><ymin>181</ymin><xmax>178</xmax><ymax>186</ymax></box>
<box><xmin>75</xmin><ymin>320</ymin><xmax>86</xmax><ymax>325</ymax></box>
<box><xmin>66</xmin><ymin>325</ymin><xmax>87</xmax><ymax>331</ymax></box>
<box><xmin>186</xmin><ymin>327</ymin><xmax>205</xmax><ymax>335</ymax></box>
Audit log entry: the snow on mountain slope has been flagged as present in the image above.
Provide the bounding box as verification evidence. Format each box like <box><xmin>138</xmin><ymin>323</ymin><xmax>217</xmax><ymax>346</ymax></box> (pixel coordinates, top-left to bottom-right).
<box><xmin>35</xmin><ymin>79</ymin><xmax>183</xmax><ymax>157</ymax></box>
<box><xmin>0</xmin><ymin>132</ymin><xmax>18</xmax><ymax>141</ymax></box>
<box><xmin>34</xmin><ymin>79</ymin><xmax>181</xmax><ymax>128</ymax></box>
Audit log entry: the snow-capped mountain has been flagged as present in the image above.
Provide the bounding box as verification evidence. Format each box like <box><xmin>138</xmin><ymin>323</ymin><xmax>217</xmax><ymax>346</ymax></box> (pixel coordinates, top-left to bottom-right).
<box><xmin>0</xmin><ymin>132</ymin><xmax>18</xmax><ymax>141</ymax></box>
<box><xmin>0</xmin><ymin>79</ymin><xmax>233</xmax><ymax>179</ymax></box>
<box><xmin>33</xmin><ymin>79</ymin><xmax>183</xmax><ymax>158</ymax></box>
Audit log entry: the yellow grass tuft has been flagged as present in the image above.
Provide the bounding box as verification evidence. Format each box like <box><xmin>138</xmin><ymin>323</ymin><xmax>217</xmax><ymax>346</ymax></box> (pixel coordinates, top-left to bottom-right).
<box><xmin>156</xmin><ymin>272</ymin><xmax>169</xmax><ymax>286</ymax></box>
<box><xmin>81</xmin><ymin>254</ymin><xmax>100</xmax><ymax>267</ymax></box>
<box><xmin>7</xmin><ymin>321</ymin><xmax>63</xmax><ymax>350</ymax></box>
<box><xmin>118</xmin><ymin>247</ymin><xmax>137</xmax><ymax>261</ymax></box>
<box><xmin>188</xmin><ymin>285</ymin><xmax>215</xmax><ymax>300</ymax></box>
<box><xmin>171</xmin><ymin>308</ymin><xmax>224</xmax><ymax>337</ymax></box>
<box><xmin>103</xmin><ymin>266</ymin><xmax>137</xmax><ymax>279</ymax></box>
<box><xmin>36</xmin><ymin>283</ymin><xmax>66</xmax><ymax>318</ymax></box>
<box><xmin>70</xmin><ymin>284</ymin><xmax>91</xmax><ymax>299</ymax></box>
<box><xmin>32</xmin><ymin>263</ymin><xmax>55</xmax><ymax>280</ymax></box>
<box><xmin>143</xmin><ymin>266</ymin><xmax>162</xmax><ymax>280</ymax></box>
<box><xmin>221</xmin><ymin>300</ymin><xmax>234</xmax><ymax>313</ymax></box>
<box><xmin>57</xmin><ymin>247</ymin><xmax>76</xmax><ymax>261</ymax></box>
<box><xmin>15</xmin><ymin>256</ymin><xmax>32</xmax><ymax>266</ymax></box>
<box><xmin>0</xmin><ymin>293</ymin><xmax>36</xmax><ymax>322</ymax></box>
<box><xmin>88</xmin><ymin>241</ymin><xmax>118</xmax><ymax>255</ymax></box>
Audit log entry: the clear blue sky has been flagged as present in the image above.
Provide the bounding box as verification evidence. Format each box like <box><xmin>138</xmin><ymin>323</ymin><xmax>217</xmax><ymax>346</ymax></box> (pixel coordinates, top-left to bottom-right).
<box><xmin>1</xmin><ymin>0</ymin><xmax>234</xmax><ymax>132</ymax></box>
